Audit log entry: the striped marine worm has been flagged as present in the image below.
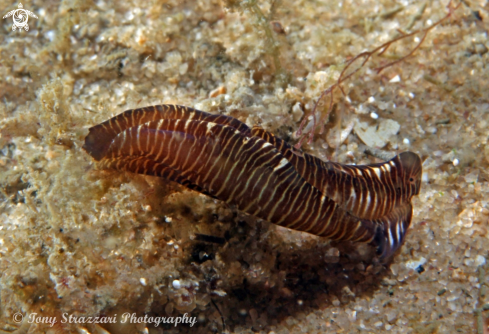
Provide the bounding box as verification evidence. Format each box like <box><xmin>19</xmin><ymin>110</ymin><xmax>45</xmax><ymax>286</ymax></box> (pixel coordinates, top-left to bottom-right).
<box><xmin>83</xmin><ymin>105</ymin><xmax>422</xmax><ymax>260</ymax></box>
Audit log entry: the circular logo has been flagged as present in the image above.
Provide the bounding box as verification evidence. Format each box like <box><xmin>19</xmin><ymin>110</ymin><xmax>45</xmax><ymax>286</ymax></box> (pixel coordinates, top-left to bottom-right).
<box><xmin>13</xmin><ymin>312</ymin><xmax>23</xmax><ymax>323</ymax></box>
<box><xmin>13</xmin><ymin>10</ymin><xmax>28</xmax><ymax>27</ymax></box>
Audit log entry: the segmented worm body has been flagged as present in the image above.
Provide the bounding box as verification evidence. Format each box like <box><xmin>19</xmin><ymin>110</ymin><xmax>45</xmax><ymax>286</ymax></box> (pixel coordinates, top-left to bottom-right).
<box><xmin>84</xmin><ymin>105</ymin><xmax>422</xmax><ymax>259</ymax></box>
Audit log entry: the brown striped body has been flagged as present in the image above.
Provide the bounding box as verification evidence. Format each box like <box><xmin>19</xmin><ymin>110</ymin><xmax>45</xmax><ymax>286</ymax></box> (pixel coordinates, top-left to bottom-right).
<box><xmin>250</xmin><ymin>127</ymin><xmax>421</xmax><ymax>220</ymax></box>
<box><xmin>83</xmin><ymin>105</ymin><xmax>422</xmax><ymax>260</ymax></box>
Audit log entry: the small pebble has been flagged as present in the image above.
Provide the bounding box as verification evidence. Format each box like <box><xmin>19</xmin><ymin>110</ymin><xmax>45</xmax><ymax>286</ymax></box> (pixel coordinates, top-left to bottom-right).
<box><xmin>390</xmin><ymin>75</ymin><xmax>401</xmax><ymax>82</ymax></box>
<box><xmin>405</xmin><ymin>257</ymin><xmax>427</xmax><ymax>270</ymax></box>
<box><xmin>403</xmin><ymin>138</ymin><xmax>410</xmax><ymax>145</ymax></box>
<box><xmin>140</xmin><ymin>278</ymin><xmax>147</xmax><ymax>286</ymax></box>
<box><xmin>368</xmin><ymin>96</ymin><xmax>375</xmax><ymax>103</ymax></box>
<box><xmin>209</xmin><ymin>86</ymin><xmax>227</xmax><ymax>98</ymax></box>
<box><xmin>370</xmin><ymin>112</ymin><xmax>379</xmax><ymax>119</ymax></box>
<box><xmin>172</xmin><ymin>279</ymin><xmax>181</xmax><ymax>289</ymax></box>
<box><xmin>475</xmin><ymin>255</ymin><xmax>486</xmax><ymax>266</ymax></box>
<box><xmin>453</xmin><ymin>158</ymin><xmax>459</xmax><ymax>166</ymax></box>
<box><xmin>422</xmin><ymin>172</ymin><xmax>429</xmax><ymax>183</ymax></box>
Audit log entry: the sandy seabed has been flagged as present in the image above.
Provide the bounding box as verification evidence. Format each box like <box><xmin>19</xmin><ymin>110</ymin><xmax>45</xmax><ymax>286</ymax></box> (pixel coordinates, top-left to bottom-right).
<box><xmin>0</xmin><ymin>0</ymin><xmax>489</xmax><ymax>333</ymax></box>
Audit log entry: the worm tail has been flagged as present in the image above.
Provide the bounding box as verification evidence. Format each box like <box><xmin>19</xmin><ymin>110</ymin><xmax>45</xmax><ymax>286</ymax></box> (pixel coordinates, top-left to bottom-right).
<box><xmin>84</xmin><ymin>104</ymin><xmax>251</xmax><ymax>161</ymax></box>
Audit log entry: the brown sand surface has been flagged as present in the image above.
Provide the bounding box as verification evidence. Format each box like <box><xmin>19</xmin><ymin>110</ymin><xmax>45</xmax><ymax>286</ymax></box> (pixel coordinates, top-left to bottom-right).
<box><xmin>0</xmin><ymin>0</ymin><xmax>488</xmax><ymax>333</ymax></box>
